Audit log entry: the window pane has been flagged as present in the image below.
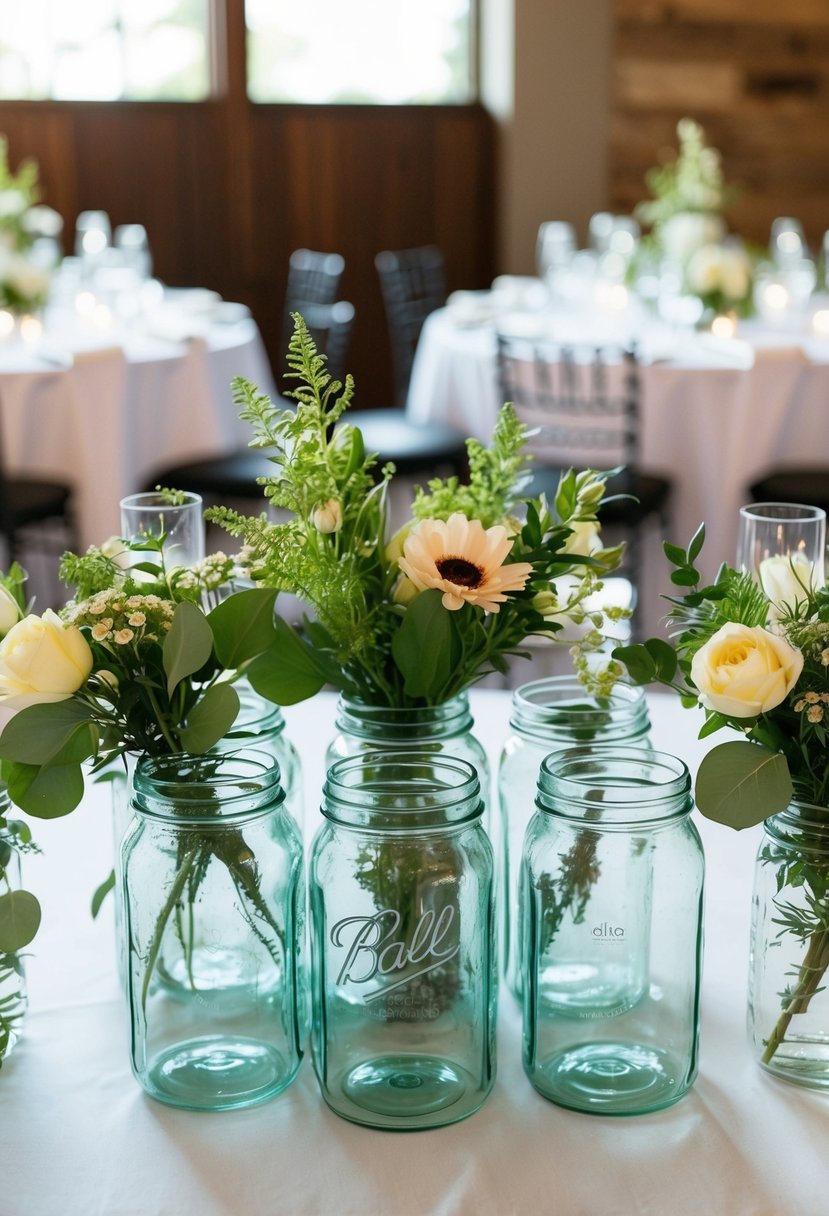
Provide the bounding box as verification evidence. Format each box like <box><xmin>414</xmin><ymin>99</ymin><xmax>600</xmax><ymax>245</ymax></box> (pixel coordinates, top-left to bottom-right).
<box><xmin>246</xmin><ymin>0</ymin><xmax>473</xmax><ymax>105</ymax></box>
<box><xmin>0</xmin><ymin>0</ymin><xmax>210</xmax><ymax>101</ymax></box>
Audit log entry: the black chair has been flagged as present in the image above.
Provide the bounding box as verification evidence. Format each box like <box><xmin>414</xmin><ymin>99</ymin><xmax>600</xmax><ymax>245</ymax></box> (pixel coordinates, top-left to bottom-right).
<box><xmin>359</xmin><ymin>246</ymin><xmax>466</xmax><ymax>482</ymax></box>
<box><xmin>281</xmin><ymin>249</ymin><xmax>345</xmax><ymax>364</ymax></box>
<box><xmin>748</xmin><ymin>469</ymin><xmax>829</xmax><ymax>517</ymax></box>
<box><xmin>0</xmin><ymin>467</ymin><xmax>77</xmax><ymax>568</ymax></box>
<box><xmin>375</xmin><ymin>246</ymin><xmax>446</xmax><ymax>411</ymax></box>
<box><xmin>495</xmin><ymin>331</ymin><xmax>672</xmax><ymax>605</ymax></box>
<box><xmin>146</xmin><ymin>300</ymin><xmax>357</xmax><ymax>506</ymax></box>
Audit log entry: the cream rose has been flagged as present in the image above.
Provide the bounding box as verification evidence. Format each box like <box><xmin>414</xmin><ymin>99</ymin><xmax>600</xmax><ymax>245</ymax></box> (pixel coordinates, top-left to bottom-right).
<box><xmin>0</xmin><ymin>610</ymin><xmax>93</xmax><ymax>709</ymax></box>
<box><xmin>690</xmin><ymin>622</ymin><xmax>803</xmax><ymax>718</ymax></box>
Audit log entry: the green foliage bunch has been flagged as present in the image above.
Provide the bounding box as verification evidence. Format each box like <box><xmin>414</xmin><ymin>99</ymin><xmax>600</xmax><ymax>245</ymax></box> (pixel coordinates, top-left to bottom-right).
<box><xmin>207</xmin><ymin>314</ymin><xmax>627</xmax><ymax>709</ymax></box>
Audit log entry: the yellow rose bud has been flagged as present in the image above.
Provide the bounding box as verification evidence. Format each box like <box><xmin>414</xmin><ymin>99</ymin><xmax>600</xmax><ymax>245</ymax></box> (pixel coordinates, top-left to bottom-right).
<box><xmin>311</xmin><ymin>499</ymin><xmax>343</xmax><ymax>535</ymax></box>
<box><xmin>690</xmin><ymin>622</ymin><xmax>803</xmax><ymax>719</ymax></box>
<box><xmin>759</xmin><ymin>554</ymin><xmax>817</xmax><ymax>621</ymax></box>
<box><xmin>392</xmin><ymin>575</ymin><xmax>420</xmax><ymax>606</ymax></box>
<box><xmin>0</xmin><ymin>609</ymin><xmax>94</xmax><ymax>709</ymax></box>
<box><xmin>385</xmin><ymin>521</ymin><xmax>414</xmax><ymax>564</ymax></box>
<box><xmin>561</xmin><ymin>520</ymin><xmax>601</xmax><ymax>559</ymax></box>
<box><xmin>0</xmin><ymin>585</ymin><xmax>21</xmax><ymax>636</ymax></box>
<box><xmin>100</xmin><ymin>535</ymin><xmax>133</xmax><ymax>570</ymax></box>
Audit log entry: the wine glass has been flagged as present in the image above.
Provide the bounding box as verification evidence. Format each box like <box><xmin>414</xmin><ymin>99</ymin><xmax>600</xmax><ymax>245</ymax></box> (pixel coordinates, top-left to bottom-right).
<box><xmin>736</xmin><ymin>502</ymin><xmax>826</xmax><ymax>604</ymax></box>
<box><xmin>120</xmin><ymin>491</ymin><xmax>205</xmax><ymax>568</ymax></box>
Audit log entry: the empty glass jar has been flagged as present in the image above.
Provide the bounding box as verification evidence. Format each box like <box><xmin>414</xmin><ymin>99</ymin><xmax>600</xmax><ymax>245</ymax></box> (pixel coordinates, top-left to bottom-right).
<box><xmin>123</xmin><ymin>751</ymin><xmax>306</xmax><ymax>1111</ymax></box>
<box><xmin>309</xmin><ymin>752</ymin><xmax>496</xmax><ymax>1129</ymax></box>
<box><xmin>521</xmin><ymin>748</ymin><xmax>703</xmax><ymax>1116</ymax></box>
<box><xmin>499</xmin><ymin>677</ymin><xmax>652</xmax><ymax>999</ymax></box>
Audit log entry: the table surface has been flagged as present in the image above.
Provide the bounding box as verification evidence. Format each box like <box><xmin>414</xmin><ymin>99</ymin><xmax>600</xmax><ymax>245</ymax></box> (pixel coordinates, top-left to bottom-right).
<box><xmin>0</xmin><ymin>290</ymin><xmax>276</xmax><ymax>553</ymax></box>
<box><xmin>3</xmin><ymin>689</ymin><xmax>827</xmax><ymax>1216</ymax></box>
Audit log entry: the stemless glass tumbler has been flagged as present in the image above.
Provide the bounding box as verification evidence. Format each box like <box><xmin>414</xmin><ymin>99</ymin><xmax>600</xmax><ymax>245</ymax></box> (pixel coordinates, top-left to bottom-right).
<box><xmin>309</xmin><ymin>753</ymin><xmax>496</xmax><ymax>1130</ymax></box>
<box><xmin>521</xmin><ymin>749</ymin><xmax>703</xmax><ymax>1116</ymax></box>
<box><xmin>736</xmin><ymin>502</ymin><xmax>826</xmax><ymax>591</ymax></box>
<box><xmin>499</xmin><ymin>677</ymin><xmax>652</xmax><ymax>1000</ymax></box>
<box><xmin>120</xmin><ymin>490</ymin><xmax>205</xmax><ymax>567</ymax></box>
<box><xmin>123</xmin><ymin>752</ymin><xmax>306</xmax><ymax>1111</ymax></box>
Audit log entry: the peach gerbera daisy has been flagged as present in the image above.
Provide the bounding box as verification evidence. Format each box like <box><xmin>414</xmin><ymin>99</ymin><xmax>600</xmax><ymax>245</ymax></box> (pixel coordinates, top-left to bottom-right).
<box><xmin>398</xmin><ymin>513</ymin><xmax>534</xmax><ymax>613</ymax></box>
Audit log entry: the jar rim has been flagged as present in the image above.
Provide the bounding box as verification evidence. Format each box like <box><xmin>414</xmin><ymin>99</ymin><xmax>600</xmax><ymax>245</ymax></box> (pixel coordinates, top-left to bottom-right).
<box><xmin>335</xmin><ymin>693</ymin><xmax>473</xmax><ymax>741</ymax></box>
<box><xmin>510</xmin><ymin>676</ymin><xmax>649</xmax><ymax>742</ymax></box>
<box><xmin>133</xmin><ymin>749</ymin><xmax>285</xmax><ymax>822</ymax></box>
<box><xmin>323</xmin><ymin>750</ymin><xmax>482</xmax><ymax>828</ymax></box>
<box><xmin>537</xmin><ymin>746</ymin><xmax>691</xmax><ymax>822</ymax></box>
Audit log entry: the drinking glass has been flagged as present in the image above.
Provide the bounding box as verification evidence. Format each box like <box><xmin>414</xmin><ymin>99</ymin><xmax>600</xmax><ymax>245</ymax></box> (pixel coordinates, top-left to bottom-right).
<box><xmin>770</xmin><ymin>218</ymin><xmax>806</xmax><ymax>268</ymax></box>
<box><xmin>736</xmin><ymin>502</ymin><xmax>826</xmax><ymax>590</ymax></box>
<box><xmin>114</xmin><ymin>224</ymin><xmax>152</xmax><ymax>279</ymax></box>
<box><xmin>536</xmin><ymin>221</ymin><xmax>576</xmax><ymax>281</ymax></box>
<box><xmin>120</xmin><ymin>491</ymin><xmax>205</xmax><ymax>567</ymax></box>
<box><xmin>74</xmin><ymin>210</ymin><xmax>112</xmax><ymax>259</ymax></box>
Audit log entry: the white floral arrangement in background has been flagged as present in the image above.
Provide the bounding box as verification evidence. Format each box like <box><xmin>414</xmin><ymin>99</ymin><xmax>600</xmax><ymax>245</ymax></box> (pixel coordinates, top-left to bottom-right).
<box><xmin>0</xmin><ymin>136</ymin><xmax>61</xmax><ymax>315</ymax></box>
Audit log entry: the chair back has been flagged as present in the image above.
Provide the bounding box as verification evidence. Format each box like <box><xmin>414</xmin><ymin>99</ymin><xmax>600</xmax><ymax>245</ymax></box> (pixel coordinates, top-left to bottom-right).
<box><xmin>293</xmin><ymin>300</ymin><xmax>355</xmax><ymax>385</ymax></box>
<box><xmin>495</xmin><ymin>332</ymin><xmax>641</xmax><ymax>477</ymax></box>
<box><xmin>282</xmin><ymin>249</ymin><xmax>346</xmax><ymax>357</ymax></box>
<box><xmin>375</xmin><ymin>246</ymin><xmax>445</xmax><ymax>409</ymax></box>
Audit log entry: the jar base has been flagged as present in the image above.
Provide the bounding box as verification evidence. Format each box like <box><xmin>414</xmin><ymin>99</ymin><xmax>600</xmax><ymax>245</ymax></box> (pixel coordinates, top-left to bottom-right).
<box><xmin>758</xmin><ymin>1037</ymin><xmax>829</xmax><ymax>1090</ymax></box>
<box><xmin>325</xmin><ymin>1053</ymin><xmax>489</xmax><ymax>1129</ymax></box>
<box><xmin>142</xmin><ymin>1035</ymin><xmax>295</xmax><ymax>1111</ymax></box>
<box><xmin>530</xmin><ymin>1040</ymin><xmax>691</xmax><ymax>1115</ymax></box>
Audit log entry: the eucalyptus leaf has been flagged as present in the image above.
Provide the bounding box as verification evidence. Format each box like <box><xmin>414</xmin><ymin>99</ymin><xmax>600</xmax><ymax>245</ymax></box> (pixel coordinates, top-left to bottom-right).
<box><xmin>0</xmin><ymin>889</ymin><xmax>41</xmax><ymax>951</ymax></box>
<box><xmin>207</xmin><ymin>587</ymin><xmax>278</xmax><ymax>668</ymax></box>
<box><xmin>3</xmin><ymin>759</ymin><xmax>86</xmax><ymax>818</ymax></box>
<box><xmin>91</xmin><ymin>871</ymin><xmax>116</xmax><ymax>919</ymax></box>
<box><xmin>611</xmin><ymin>643</ymin><xmax>655</xmax><ymax>685</ymax></box>
<box><xmin>179</xmin><ymin>682</ymin><xmax>241</xmax><ymax>753</ymax></box>
<box><xmin>663</xmin><ymin>542</ymin><xmax>687</xmax><ymax>566</ymax></box>
<box><xmin>694</xmin><ymin>741</ymin><xmax>793</xmax><ymax>829</ymax></box>
<box><xmin>643</xmin><ymin>638</ymin><xmax>677</xmax><ymax>683</ymax></box>
<box><xmin>247</xmin><ymin>617</ymin><xmax>329</xmax><ymax>705</ymax></box>
<box><xmin>163</xmin><ymin>601</ymin><xmax>214</xmax><ymax>698</ymax></box>
<box><xmin>391</xmin><ymin>589</ymin><xmax>453</xmax><ymax>699</ymax></box>
<box><xmin>0</xmin><ymin>701</ymin><xmax>98</xmax><ymax>767</ymax></box>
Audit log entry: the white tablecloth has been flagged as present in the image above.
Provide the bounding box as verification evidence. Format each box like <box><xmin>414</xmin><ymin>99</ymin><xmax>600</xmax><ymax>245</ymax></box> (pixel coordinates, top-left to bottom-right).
<box><xmin>0</xmin><ymin>303</ymin><xmax>275</xmax><ymax>550</ymax></box>
<box><xmin>2</xmin><ymin>690</ymin><xmax>827</xmax><ymax>1216</ymax></box>
<box><xmin>408</xmin><ymin>308</ymin><xmax>829</xmax><ymax>637</ymax></box>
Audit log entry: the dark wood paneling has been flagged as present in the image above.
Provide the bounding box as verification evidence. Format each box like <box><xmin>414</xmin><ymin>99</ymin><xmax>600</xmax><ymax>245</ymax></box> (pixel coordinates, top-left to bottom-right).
<box><xmin>611</xmin><ymin>6</ymin><xmax>829</xmax><ymax>249</ymax></box>
<box><xmin>0</xmin><ymin>99</ymin><xmax>496</xmax><ymax>407</ymax></box>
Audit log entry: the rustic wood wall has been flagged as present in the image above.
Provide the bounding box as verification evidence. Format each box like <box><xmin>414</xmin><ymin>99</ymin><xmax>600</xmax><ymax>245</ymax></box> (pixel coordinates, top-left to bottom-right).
<box><xmin>0</xmin><ymin>11</ymin><xmax>496</xmax><ymax>409</ymax></box>
<box><xmin>610</xmin><ymin>0</ymin><xmax>829</xmax><ymax>248</ymax></box>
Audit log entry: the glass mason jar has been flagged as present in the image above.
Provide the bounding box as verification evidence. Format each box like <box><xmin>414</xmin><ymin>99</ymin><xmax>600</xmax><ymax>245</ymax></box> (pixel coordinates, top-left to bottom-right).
<box><xmin>499</xmin><ymin>677</ymin><xmax>652</xmax><ymax>1000</ymax></box>
<box><xmin>111</xmin><ymin>683</ymin><xmax>302</xmax><ymax>987</ymax></box>
<box><xmin>122</xmin><ymin>751</ymin><xmax>306</xmax><ymax>1111</ymax></box>
<box><xmin>0</xmin><ymin>801</ymin><xmax>27</xmax><ymax>1065</ymax></box>
<box><xmin>749</xmin><ymin>801</ymin><xmax>829</xmax><ymax>1089</ymax></box>
<box><xmin>309</xmin><ymin>752</ymin><xmax>496</xmax><ymax>1130</ymax></box>
<box><xmin>326</xmin><ymin>694</ymin><xmax>491</xmax><ymax>832</ymax></box>
<box><xmin>522</xmin><ymin>748</ymin><xmax>703</xmax><ymax>1116</ymax></box>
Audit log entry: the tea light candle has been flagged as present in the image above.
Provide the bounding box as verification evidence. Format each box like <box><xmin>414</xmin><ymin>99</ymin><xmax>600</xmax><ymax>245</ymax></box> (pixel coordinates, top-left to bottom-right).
<box><xmin>761</xmin><ymin>282</ymin><xmax>790</xmax><ymax>313</ymax></box>
<box><xmin>92</xmin><ymin>303</ymin><xmax>112</xmax><ymax>331</ymax></box>
<box><xmin>19</xmin><ymin>314</ymin><xmax>43</xmax><ymax>349</ymax></box>
<box><xmin>711</xmin><ymin>313</ymin><xmax>737</xmax><ymax>339</ymax></box>
<box><xmin>812</xmin><ymin>309</ymin><xmax>829</xmax><ymax>337</ymax></box>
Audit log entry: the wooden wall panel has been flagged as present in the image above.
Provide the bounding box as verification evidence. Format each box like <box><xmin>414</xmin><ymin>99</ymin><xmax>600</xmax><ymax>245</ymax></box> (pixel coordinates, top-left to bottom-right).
<box><xmin>611</xmin><ymin>5</ymin><xmax>829</xmax><ymax>249</ymax></box>
<box><xmin>0</xmin><ymin>100</ymin><xmax>496</xmax><ymax>408</ymax></box>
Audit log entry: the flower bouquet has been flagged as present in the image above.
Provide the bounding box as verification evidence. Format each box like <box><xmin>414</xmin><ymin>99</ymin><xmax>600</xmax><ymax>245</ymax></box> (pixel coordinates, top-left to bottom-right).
<box><xmin>0</xmin><ymin>524</ymin><xmax>289</xmax><ymax>995</ymax></box>
<box><xmin>614</xmin><ymin>524</ymin><xmax>829</xmax><ymax>1081</ymax></box>
<box><xmin>0</xmin><ymin>136</ymin><xmax>60</xmax><ymax>315</ymax></box>
<box><xmin>207</xmin><ymin>316</ymin><xmax>627</xmax><ymax>710</ymax></box>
